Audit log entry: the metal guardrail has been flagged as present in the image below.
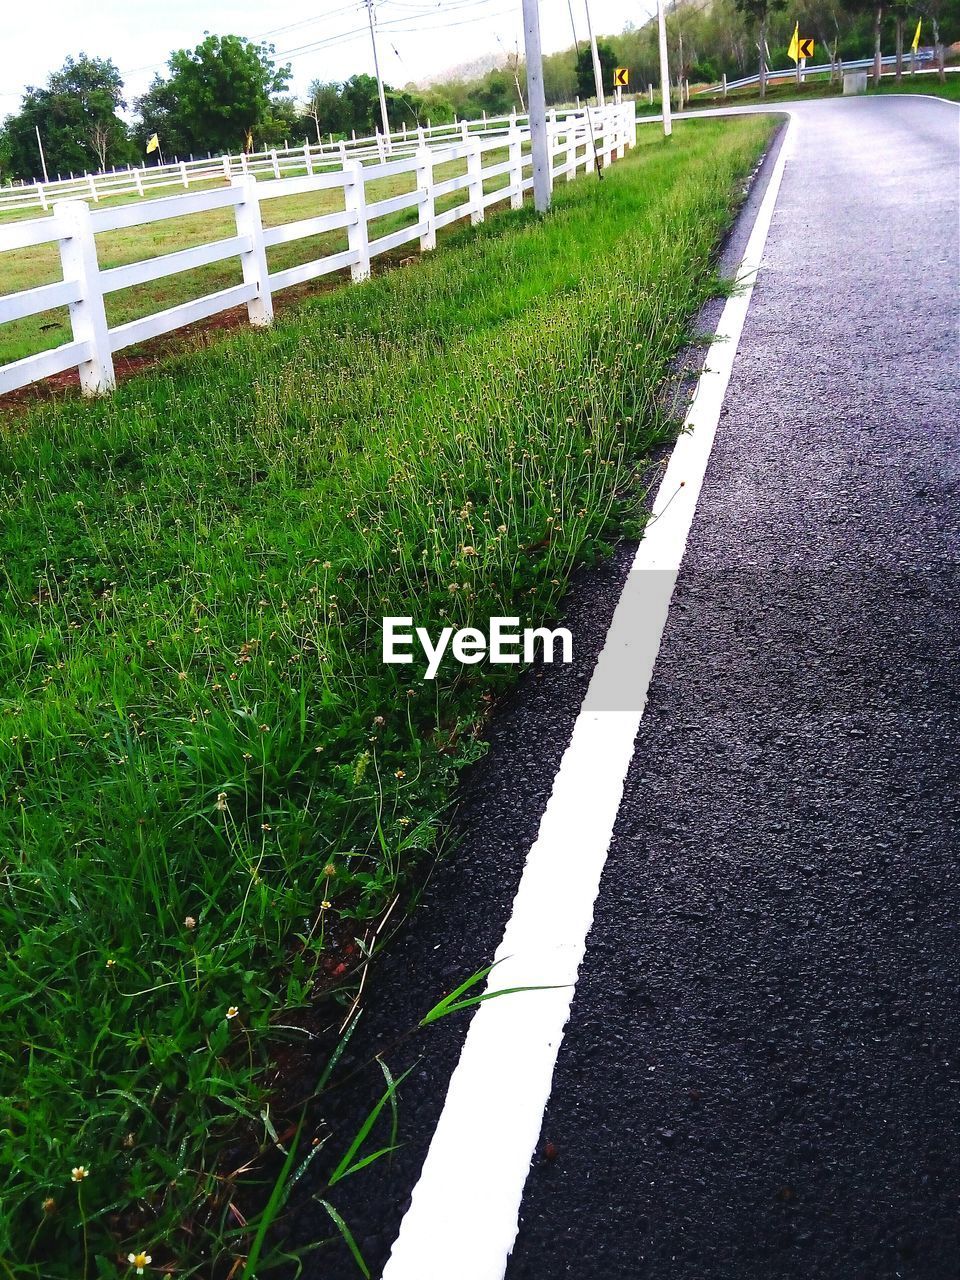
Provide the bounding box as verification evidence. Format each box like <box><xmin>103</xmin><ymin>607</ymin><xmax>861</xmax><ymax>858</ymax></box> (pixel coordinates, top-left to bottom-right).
<box><xmin>695</xmin><ymin>51</ymin><xmax>948</xmax><ymax>95</ymax></box>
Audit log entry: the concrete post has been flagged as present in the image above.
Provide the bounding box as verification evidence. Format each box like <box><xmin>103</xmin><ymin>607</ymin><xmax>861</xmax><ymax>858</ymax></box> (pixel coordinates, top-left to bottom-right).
<box><xmin>521</xmin><ymin>0</ymin><xmax>550</xmax><ymax>212</ymax></box>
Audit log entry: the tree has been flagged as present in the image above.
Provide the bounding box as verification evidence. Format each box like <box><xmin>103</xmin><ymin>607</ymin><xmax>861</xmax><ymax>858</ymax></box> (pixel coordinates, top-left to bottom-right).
<box><xmin>260</xmin><ymin>96</ymin><xmax>303</xmax><ymax>148</ymax></box>
<box><xmin>340</xmin><ymin>74</ymin><xmax>389</xmax><ymax>136</ymax></box>
<box><xmin>133</xmin><ymin>76</ymin><xmax>186</xmax><ymax>160</ymax></box>
<box><xmin>306</xmin><ymin>81</ymin><xmax>346</xmax><ymax>142</ymax></box>
<box><xmin>797</xmin><ymin>0</ymin><xmax>854</xmax><ymax>80</ymax></box>
<box><xmin>915</xmin><ymin>0</ymin><xmax>950</xmax><ymax>80</ymax></box>
<box><xmin>542</xmin><ymin>48</ymin><xmax>577</xmax><ymax>106</ymax></box>
<box><xmin>575</xmin><ymin>38</ymin><xmax>618</xmax><ymax>101</ymax></box>
<box><xmin>1</xmin><ymin>54</ymin><xmax>131</xmax><ymax>182</ymax></box>
<box><xmin>412</xmin><ymin>88</ymin><xmax>456</xmax><ymax>126</ymax></box>
<box><xmin>873</xmin><ymin>2</ymin><xmax>885</xmax><ymax>84</ymax></box>
<box><xmin>0</xmin><ymin>128</ymin><xmax>12</xmax><ymax>184</ymax></box>
<box><xmin>889</xmin><ymin>0</ymin><xmax>912</xmax><ymax>78</ymax></box>
<box><xmin>134</xmin><ymin>35</ymin><xmax>290</xmax><ymax>157</ymax></box>
<box><xmin>733</xmin><ymin>0</ymin><xmax>788</xmax><ymax>97</ymax></box>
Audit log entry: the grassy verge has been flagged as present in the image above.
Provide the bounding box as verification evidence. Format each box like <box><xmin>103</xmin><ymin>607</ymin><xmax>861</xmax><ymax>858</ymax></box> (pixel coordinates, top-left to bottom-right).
<box><xmin>0</xmin><ymin>115</ymin><xmax>773</xmax><ymax>1277</ymax></box>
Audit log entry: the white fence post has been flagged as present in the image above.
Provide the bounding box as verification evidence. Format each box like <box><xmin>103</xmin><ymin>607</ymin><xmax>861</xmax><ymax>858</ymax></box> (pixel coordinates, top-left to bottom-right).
<box><xmin>565</xmin><ymin>119</ymin><xmax>576</xmax><ymax>180</ymax></box>
<box><xmin>134</xmin><ymin>168</ymin><xmax>144</xmax><ymax>196</ymax></box>
<box><xmin>343</xmin><ymin>161</ymin><xmax>370</xmax><ymax>283</ymax></box>
<box><xmin>54</xmin><ymin>199</ymin><xmax>115</xmax><ymax>396</ymax></box>
<box><xmin>376</xmin><ymin>132</ymin><xmax>386</xmax><ymax>163</ymax></box>
<box><xmin>648</xmin><ymin>83</ymin><xmax>654</xmax><ymax>105</ymax></box>
<box><xmin>268</xmin><ymin>150</ymin><xmax>279</xmax><ymax>178</ymax></box>
<box><xmin>467</xmin><ymin>138</ymin><xmax>484</xmax><ymax>226</ymax></box>
<box><xmin>179</xmin><ymin>161</ymin><xmax>189</xmax><ymax>188</ymax></box>
<box><xmin>222</xmin><ymin>155</ymin><xmax>232</xmax><ymax>180</ymax></box>
<box><xmin>231</xmin><ymin>176</ymin><xmax>273</xmax><ymax>327</ymax></box>
<box><xmin>37</xmin><ymin>184</ymin><xmax>47</xmax><ymax>211</ymax></box>
<box><xmin>416</xmin><ymin>147</ymin><xmax>436</xmax><ymax>251</ymax></box>
<box><xmin>87</xmin><ymin>174</ymin><xmax>99</xmax><ymax>203</ymax></box>
<box><xmin>459</xmin><ymin>119</ymin><xmax>469</xmax><ymax>143</ymax></box>
<box><xmin>508</xmin><ymin>120</ymin><xmax>523</xmax><ymax>210</ymax></box>
<box><xmin>304</xmin><ymin>143</ymin><xmax>314</xmax><ymax>175</ymax></box>
<box><xmin>240</xmin><ymin>152</ymin><xmax>249</xmax><ymax>175</ymax></box>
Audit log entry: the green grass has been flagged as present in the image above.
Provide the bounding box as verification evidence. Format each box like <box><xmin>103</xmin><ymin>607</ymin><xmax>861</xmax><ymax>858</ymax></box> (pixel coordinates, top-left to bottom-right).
<box><xmin>872</xmin><ymin>71</ymin><xmax>960</xmax><ymax>100</ymax></box>
<box><xmin>0</xmin><ymin>149</ymin><xmax>516</xmax><ymax>365</ymax></box>
<box><xmin>0</xmin><ymin>115</ymin><xmax>773</xmax><ymax>1278</ymax></box>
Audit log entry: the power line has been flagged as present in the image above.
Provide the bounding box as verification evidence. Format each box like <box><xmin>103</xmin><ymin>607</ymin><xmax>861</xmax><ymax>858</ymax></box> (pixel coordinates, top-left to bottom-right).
<box><xmin>276</xmin><ymin>0</ymin><xmax>516</xmax><ymax>59</ymax></box>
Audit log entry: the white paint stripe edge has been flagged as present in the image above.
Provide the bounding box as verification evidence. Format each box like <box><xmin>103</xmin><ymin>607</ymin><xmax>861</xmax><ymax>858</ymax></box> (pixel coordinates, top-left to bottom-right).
<box><xmin>381</xmin><ymin>117</ymin><xmax>796</xmax><ymax>1280</ymax></box>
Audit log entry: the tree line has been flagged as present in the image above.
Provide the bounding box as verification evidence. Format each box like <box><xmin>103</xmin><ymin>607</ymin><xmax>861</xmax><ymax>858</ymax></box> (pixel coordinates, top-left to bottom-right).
<box><xmin>0</xmin><ymin>37</ymin><xmax>297</xmax><ymax>183</ymax></box>
<box><xmin>2</xmin><ymin>0</ymin><xmax>957</xmax><ymax>184</ymax></box>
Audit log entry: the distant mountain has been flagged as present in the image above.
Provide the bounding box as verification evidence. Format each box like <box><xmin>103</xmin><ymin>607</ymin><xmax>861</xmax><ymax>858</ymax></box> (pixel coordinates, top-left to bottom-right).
<box><xmin>416</xmin><ymin>51</ymin><xmax>506</xmax><ymax>88</ymax></box>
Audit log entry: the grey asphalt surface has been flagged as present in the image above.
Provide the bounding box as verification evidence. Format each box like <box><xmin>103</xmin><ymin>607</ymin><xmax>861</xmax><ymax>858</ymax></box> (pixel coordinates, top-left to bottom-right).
<box><xmin>507</xmin><ymin>95</ymin><xmax>960</xmax><ymax>1278</ymax></box>
<box><xmin>289</xmin><ymin>95</ymin><xmax>960</xmax><ymax>1277</ymax></box>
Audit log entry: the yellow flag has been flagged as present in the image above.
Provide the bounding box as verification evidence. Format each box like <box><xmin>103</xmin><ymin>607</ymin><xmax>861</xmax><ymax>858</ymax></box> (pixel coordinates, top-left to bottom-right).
<box><xmin>787</xmin><ymin>22</ymin><xmax>800</xmax><ymax>64</ymax></box>
<box><xmin>910</xmin><ymin>17</ymin><xmax>922</xmax><ymax>51</ymax></box>
<box><xmin>245</xmin><ymin>129</ymin><xmax>254</xmax><ymax>152</ymax></box>
<box><xmin>145</xmin><ymin>133</ymin><xmax>159</xmax><ymax>154</ymax></box>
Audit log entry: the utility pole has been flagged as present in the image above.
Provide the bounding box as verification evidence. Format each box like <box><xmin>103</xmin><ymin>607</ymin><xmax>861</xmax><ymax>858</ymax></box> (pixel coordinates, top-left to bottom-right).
<box><xmin>521</xmin><ymin>0</ymin><xmax>550</xmax><ymax>212</ymax></box>
<box><xmin>366</xmin><ymin>0</ymin><xmax>391</xmax><ymax>149</ymax></box>
<box><xmin>565</xmin><ymin>0</ymin><xmax>603</xmax><ymax>176</ymax></box>
<box><xmin>35</xmin><ymin>126</ymin><xmax>49</xmax><ymax>184</ymax></box>
<box><xmin>583</xmin><ymin>0</ymin><xmax>606</xmax><ymax>106</ymax></box>
<box><xmin>657</xmin><ymin>0</ymin><xmax>672</xmax><ymax>138</ymax></box>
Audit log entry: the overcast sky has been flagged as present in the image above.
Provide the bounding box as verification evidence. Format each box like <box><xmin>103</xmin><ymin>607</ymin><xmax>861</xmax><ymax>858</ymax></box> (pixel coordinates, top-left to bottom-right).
<box><xmin>0</xmin><ymin>0</ymin><xmax>655</xmax><ymax>118</ymax></box>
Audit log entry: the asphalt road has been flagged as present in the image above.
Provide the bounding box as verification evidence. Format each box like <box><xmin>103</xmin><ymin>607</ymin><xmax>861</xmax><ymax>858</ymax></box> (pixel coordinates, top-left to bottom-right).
<box><xmin>292</xmin><ymin>95</ymin><xmax>960</xmax><ymax>1278</ymax></box>
<box><xmin>508</xmin><ymin>94</ymin><xmax>960</xmax><ymax>1279</ymax></box>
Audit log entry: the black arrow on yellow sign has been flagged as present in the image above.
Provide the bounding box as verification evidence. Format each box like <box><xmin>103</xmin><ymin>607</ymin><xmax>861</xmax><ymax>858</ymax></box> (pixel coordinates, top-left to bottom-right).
<box><xmin>798</xmin><ymin>37</ymin><xmax>815</xmax><ymax>57</ymax></box>
<box><xmin>614</xmin><ymin>67</ymin><xmax>629</xmax><ymax>87</ymax></box>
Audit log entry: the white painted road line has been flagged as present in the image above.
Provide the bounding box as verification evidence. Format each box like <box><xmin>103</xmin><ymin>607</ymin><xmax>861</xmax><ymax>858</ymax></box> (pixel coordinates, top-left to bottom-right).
<box><xmin>381</xmin><ymin>119</ymin><xmax>796</xmax><ymax>1280</ymax></box>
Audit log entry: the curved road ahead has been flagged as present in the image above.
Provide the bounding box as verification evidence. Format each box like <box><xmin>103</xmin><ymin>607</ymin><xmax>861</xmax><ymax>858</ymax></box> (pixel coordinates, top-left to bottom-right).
<box><xmin>296</xmin><ymin>94</ymin><xmax>960</xmax><ymax>1280</ymax></box>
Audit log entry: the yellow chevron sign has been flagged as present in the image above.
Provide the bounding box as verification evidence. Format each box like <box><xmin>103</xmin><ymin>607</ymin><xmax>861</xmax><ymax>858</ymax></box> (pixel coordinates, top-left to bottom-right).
<box><xmin>614</xmin><ymin>67</ymin><xmax>629</xmax><ymax>87</ymax></box>
<box><xmin>798</xmin><ymin>37</ymin><xmax>815</xmax><ymax>58</ymax></box>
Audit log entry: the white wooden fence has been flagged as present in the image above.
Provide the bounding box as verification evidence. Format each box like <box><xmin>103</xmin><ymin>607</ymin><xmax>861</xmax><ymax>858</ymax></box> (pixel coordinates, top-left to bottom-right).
<box><xmin>0</xmin><ymin>104</ymin><xmax>635</xmax><ymax>399</ymax></box>
<box><xmin>0</xmin><ymin>107</ymin><xmax>621</xmax><ymax>215</ymax></box>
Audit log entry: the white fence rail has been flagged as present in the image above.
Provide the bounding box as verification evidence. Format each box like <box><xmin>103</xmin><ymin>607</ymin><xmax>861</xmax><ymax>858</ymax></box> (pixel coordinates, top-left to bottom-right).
<box><xmin>0</xmin><ymin>104</ymin><xmax>635</xmax><ymax>398</ymax></box>
<box><xmin>0</xmin><ymin>107</ymin><xmax>614</xmax><ymax>215</ymax></box>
